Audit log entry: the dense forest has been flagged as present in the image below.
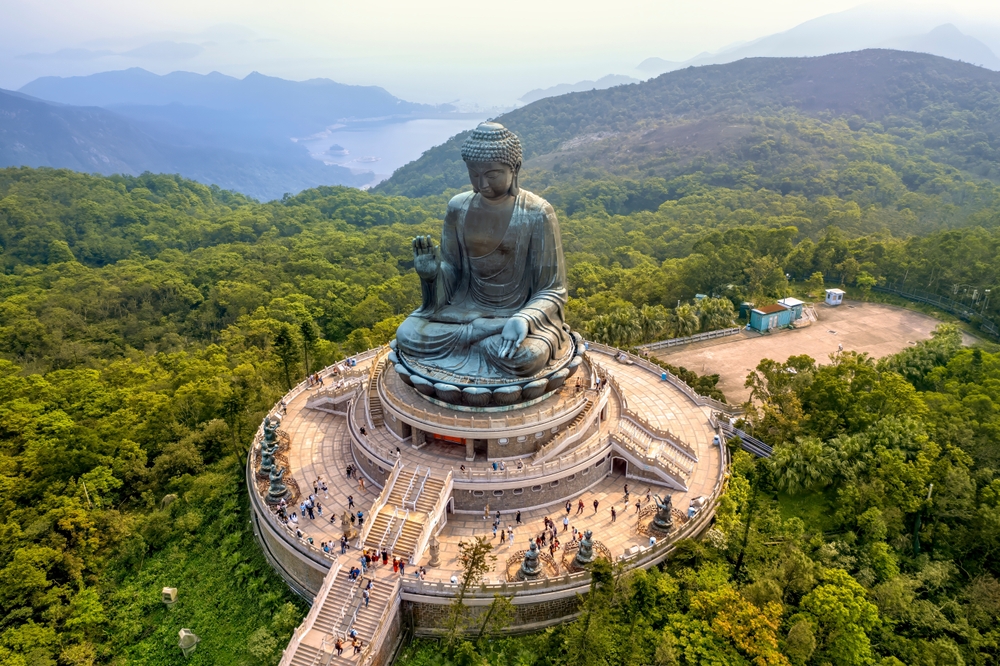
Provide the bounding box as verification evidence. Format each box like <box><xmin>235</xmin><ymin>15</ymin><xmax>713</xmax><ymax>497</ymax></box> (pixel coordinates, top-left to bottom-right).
<box><xmin>3</xmin><ymin>49</ymin><xmax>1000</xmax><ymax>666</ymax></box>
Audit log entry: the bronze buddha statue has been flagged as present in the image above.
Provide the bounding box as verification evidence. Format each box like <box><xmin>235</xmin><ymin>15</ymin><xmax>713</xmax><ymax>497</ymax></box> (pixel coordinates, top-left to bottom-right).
<box><xmin>392</xmin><ymin>123</ymin><xmax>582</xmax><ymax>406</ymax></box>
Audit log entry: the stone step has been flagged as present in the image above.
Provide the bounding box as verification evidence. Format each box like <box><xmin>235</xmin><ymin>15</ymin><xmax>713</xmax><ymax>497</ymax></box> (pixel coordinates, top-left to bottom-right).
<box><xmin>289</xmin><ymin>643</ymin><xmax>320</xmax><ymax>666</ymax></box>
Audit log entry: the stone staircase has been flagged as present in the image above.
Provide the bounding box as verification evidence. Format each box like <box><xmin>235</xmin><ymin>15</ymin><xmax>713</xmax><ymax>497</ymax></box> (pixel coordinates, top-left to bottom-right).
<box><xmin>285</xmin><ymin>565</ymin><xmax>397</xmax><ymax>666</ymax></box>
<box><xmin>364</xmin><ymin>468</ymin><xmax>447</xmax><ymax>563</ymax></box>
<box><xmin>367</xmin><ymin>359</ymin><xmax>386</xmax><ymax>428</ymax></box>
<box><xmin>613</xmin><ymin>425</ymin><xmax>691</xmax><ymax>490</ymax></box>
<box><xmin>618</xmin><ymin>420</ymin><xmax>695</xmax><ymax>476</ymax></box>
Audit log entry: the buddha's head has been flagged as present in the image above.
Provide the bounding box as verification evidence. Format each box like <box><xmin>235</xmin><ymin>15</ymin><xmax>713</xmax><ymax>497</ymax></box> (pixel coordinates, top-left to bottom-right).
<box><xmin>461</xmin><ymin>122</ymin><xmax>522</xmax><ymax>199</ymax></box>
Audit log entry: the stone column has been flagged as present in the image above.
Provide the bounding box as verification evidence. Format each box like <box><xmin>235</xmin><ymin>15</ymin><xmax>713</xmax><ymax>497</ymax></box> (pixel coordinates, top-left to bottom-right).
<box><xmin>465</xmin><ymin>438</ymin><xmax>475</xmax><ymax>462</ymax></box>
<box><xmin>412</xmin><ymin>428</ymin><xmax>427</xmax><ymax>448</ymax></box>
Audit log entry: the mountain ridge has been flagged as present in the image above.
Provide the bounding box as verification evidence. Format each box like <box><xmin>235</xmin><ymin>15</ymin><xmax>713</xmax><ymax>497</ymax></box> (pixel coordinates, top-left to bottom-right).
<box><xmin>374</xmin><ymin>49</ymin><xmax>1000</xmax><ymax>198</ymax></box>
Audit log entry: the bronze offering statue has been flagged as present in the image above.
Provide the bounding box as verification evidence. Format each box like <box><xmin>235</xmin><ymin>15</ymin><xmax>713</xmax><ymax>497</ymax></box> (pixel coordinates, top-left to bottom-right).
<box><xmin>267</xmin><ymin>466</ymin><xmax>290</xmax><ymax>503</ymax></box>
<box><xmin>652</xmin><ymin>494</ymin><xmax>673</xmax><ymax>531</ymax></box>
<box><xmin>519</xmin><ymin>541</ymin><xmax>543</xmax><ymax>579</ymax></box>
<box><xmin>391</xmin><ymin>123</ymin><xmax>584</xmax><ymax>407</ymax></box>
<box><xmin>574</xmin><ymin>529</ymin><xmax>595</xmax><ymax>566</ymax></box>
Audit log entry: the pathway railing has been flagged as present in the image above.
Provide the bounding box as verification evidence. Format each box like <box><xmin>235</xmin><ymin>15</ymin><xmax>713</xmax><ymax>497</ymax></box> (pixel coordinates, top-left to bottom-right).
<box><xmin>717</xmin><ymin>420</ymin><xmax>773</xmax><ymax>458</ymax></box>
<box><xmin>637</xmin><ymin>327</ymin><xmax>743</xmax><ymax>352</ymax></box>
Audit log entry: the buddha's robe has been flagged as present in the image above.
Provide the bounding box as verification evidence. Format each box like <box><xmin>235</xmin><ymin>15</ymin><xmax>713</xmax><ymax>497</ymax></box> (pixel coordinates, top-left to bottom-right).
<box><xmin>396</xmin><ymin>190</ymin><xmax>571</xmax><ymax>379</ymax></box>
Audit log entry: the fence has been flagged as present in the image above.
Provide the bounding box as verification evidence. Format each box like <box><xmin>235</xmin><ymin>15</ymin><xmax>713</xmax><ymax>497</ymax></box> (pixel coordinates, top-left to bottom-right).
<box><xmin>874</xmin><ymin>283</ymin><xmax>999</xmax><ymax>338</ymax></box>
<box><xmin>637</xmin><ymin>327</ymin><xmax>743</xmax><ymax>352</ymax></box>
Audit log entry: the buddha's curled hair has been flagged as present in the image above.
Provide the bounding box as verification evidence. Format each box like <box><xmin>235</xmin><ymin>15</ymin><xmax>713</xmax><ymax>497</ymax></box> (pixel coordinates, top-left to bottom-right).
<box><xmin>461</xmin><ymin>122</ymin><xmax>522</xmax><ymax>169</ymax></box>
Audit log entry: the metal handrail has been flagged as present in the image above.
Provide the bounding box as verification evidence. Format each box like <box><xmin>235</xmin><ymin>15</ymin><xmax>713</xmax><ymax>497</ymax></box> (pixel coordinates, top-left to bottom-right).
<box><xmin>375</xmin><ymin>508</ymin><xmax>399</xmax><ymax>552</ymax></box>
<box><xmin>388</xmin><ymin>509</ymin><xmax>409</xmax><ymax>552</ymax></box>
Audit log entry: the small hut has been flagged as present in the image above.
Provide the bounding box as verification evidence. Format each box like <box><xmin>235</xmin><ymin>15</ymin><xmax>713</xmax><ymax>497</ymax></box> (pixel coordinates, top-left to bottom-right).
<box><xmin>825</xmin><ymin>288</ymin><xmax>845</xmax><ymax>306</ymax></box>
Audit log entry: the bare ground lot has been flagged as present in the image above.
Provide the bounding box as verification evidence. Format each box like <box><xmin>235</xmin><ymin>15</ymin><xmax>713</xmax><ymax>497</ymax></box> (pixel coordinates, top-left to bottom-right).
<box><xmin>653</xmin><ymin>302</ymin><xmax>976</xmax><ymax>404</ymax></box>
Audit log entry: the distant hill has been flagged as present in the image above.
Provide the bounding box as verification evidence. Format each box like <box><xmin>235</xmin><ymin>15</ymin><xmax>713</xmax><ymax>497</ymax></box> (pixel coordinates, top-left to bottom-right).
<box><xmin>374</xmin><ymin>50</ymin><xmax>1000</xmax><ymax>198</ymax></box>
<box><xmin>519</xmin><ymin>75</ymin><xmax>639</xmax><ymax>104</ymax></box>
<box><xmin>636</xmin><ymin>7</ymin><xmax>1000</xmax><ymax>76</ymax></box>
<box><xmin>0</xmin><ymin>88</ymin><xmax>373</xmax><ymax>200</ymax></box>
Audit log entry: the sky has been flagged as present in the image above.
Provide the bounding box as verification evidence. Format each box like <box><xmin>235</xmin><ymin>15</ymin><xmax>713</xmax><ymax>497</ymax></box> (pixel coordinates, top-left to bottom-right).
<box><xmin>3</xmin><ymin>0</ymin><xmax>1000</xmax><ymax>106</ymax></box>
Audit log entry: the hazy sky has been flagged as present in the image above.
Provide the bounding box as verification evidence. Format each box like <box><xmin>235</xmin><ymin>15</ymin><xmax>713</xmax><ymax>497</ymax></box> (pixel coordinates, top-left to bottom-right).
<box><xmin>3</xmin><ymin>0</ymin><xmax>1000</xmax><ymax>105</ymax></box>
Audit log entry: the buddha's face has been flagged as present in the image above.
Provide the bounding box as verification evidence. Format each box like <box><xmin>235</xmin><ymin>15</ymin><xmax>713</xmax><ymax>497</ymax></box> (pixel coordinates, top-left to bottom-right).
<box><xmin>466</xmin><ymin>161</ymin><xmax>516</xmax><ymax>199</ymax></box>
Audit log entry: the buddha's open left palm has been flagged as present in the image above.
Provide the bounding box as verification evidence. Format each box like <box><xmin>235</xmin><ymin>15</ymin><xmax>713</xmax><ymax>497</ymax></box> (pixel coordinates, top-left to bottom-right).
<box><xmin>498</xmin><ymin>316</ymin><xmax>528</xmax><ymax>359</ymax></box>
<box><xmin>413</xmin><ymin>235</ymin><xmax>439</xmax><ymax>280</ymax></box>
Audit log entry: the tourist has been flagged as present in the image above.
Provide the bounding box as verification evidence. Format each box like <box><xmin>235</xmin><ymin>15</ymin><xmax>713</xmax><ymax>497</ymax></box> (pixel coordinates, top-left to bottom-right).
<box><xmin>321</xmin><ymin>480</ymin><xmax>329</xmax><ymax>498</ymax></box>
<box><xmin>290</xmin><ymin>512</ymin><xmax>299</xmax><ymax>525</ymax></box>
<box><xmin>353</xmin><ymin>638</ymin><xmax>362</xmax><ymax>654</ymax></box>
<box><xmin>565</xmin><ymin>500</ymin><xmax>571</xmax><ymax>515</ymax></box>
<box><xmin>296</xmin><ymin>528</ymin><xmax>304</xmax><ymax>539</ymax></box>
<box><xmin>495</xmin><ymin>510</ymin><xmax>500</xmax><ymax>522</ymax></box>
<box><xmin>649</xmin><ymin>536</ymin><xmax>657</xmax><ymax>547</ymax></box>
<box><xmin>500</xmin><ymin>526</ymin><xmax>506</xmax><ymax>544</ymax></box>
<box><xmin>340</xmin><ymin>536</ymin><xmax>348</xmax><ymax>554</ymax></box>
<box><xmin>492</xmin><ymin>523</ymin><xmax>498</xmax><ymax>539</ymax></box>
<box><xmin>593</xmin><ymin>499</ymin><xmax>599</xmax><ymax>514</ymax></box>
<box><xmin>335</xmin><ymin>639</ymin><xmax>343</xmax><ymax>656</ymax></box>
<box><xmin>563</xmin><ymin>515</ymin><xmax>569</xmax><ymax>531</ymax></box>
<box><xmin>492</xmin><ymin>461</ymin><xmax>498</xmax><ymax>472</ymax></box>
<box><xmin>577</xmin><ymin>499</ymin><xmax>585</xmax><ymax>515</ymax></box>
<box><xmin>382</xmin><ymin>549</ymin><xmax>388</xmax><ymax>566</ymax></box>
<box><xmin>419</xmin><ymin>567</ymin><xmax>426</xmax><ymax>580</ymax></box>
<box><xmin>634</xmin><ymin>499</ymin><xmax>641</xmax><ymax>514</ymax></box>
<box><xmin>515</xmin><ymin>510</ymin><xmax>521</xmax><ymax>525</ymax></box>
<box><xmin>360</xmin><ymin>425</ymin><xmax>367</xmax><ymax>436</ymax></box>
<box><xmin>350</xmin><ymin>513</ymin><xmax>356</xmax><ymax>525</ymax></box>
<box><xmin>280</xmin><ymin>399</ymin><xmax>287</xmax><ymax>415</ymax></box>
<box><xmin>346</xmin><ymin>464</ymin><xmax>353</xmax><ymax>479</ymax></box>
<box><xmin>358</xmin><ymin>476</ymin><xmax>365</xmax><ymax>491</ymax></box>
<box><xmin>611</xmin><ymin>506</ymin><xmax>617</xmax><ymax>523</ymax></box>
<box><xmin>348</xmin><ymin>495</ymin><xmax>355</xmax><ymax>509</ymax></box>
<box><xmin>483</xmin><ymin>503</ymin><xmax>490</xmax><ymax>520</ymax></box>
<box><xmin>460</xmin><ymin>464</ymin><xmax>466</xmax><ymax>472</ymax></box>
<box><xmin>399</xmin><ymin>560</ymin><xmax>406</xmax><ymax>576</ymax></box>
<box><xmin>623</xmin><ymin>483</ymin><xmax>629</xmax><ymax>498</ymax></box>
<box><xmin>499</xmin><ymin>460</ymin><xmax>506</xmax><ymax>471</ymax></box>
<box><xmin>451</xmin><ymin>575</ymin><xmax>458</xmax><ymax>584</ymax></box>
<box><xmin>316</xmin><ymin>501</ymin><xmax>323</xmax><ymax>517</ymax></box>
<box><xmin>507</xmin><ymin>526</ymin><xmax>513</xmax><ymax>544</ymax></box>
<box><xmin>363</xmin><ymin>588</ymin><xmax>370</xmax><ymax>608</ymax></box>
<box><xmin>393</xmin><ymin>557</ymin><xmax>399</xmax><ymax>574</ymax></box>
<box><xmin>357</xmin><ymin>510</ymin><xmax>364</xmax><ymax>527</ymax></box>
<box><xmin>313</xmin><ymin>481</ymin><xmax>319</xmax><ymax>495</ymax></box>
<box><xmin>516</xmin><ymin>460</ymin><xmax>523</xmax><ymax>470</ymax></box>
<box><xmin>396</xmin><ymin>446</ymin><xmax>401</xmax><ymax>458</ymax></box>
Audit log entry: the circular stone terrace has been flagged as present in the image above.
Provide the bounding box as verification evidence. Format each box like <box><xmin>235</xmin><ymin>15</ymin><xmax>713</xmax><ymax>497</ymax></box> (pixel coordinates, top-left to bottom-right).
<box><xmin>249</xmin><ymin>343</ymin><xmax>731</xmax><ymax>665</ymax></box>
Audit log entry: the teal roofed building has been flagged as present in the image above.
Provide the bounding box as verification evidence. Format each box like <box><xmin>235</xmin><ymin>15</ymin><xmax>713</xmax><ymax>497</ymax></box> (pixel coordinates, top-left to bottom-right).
<box><xmin>749</xmin><ymin>303</ymin><xmax>793</xmax><ymax>332</ymax></box>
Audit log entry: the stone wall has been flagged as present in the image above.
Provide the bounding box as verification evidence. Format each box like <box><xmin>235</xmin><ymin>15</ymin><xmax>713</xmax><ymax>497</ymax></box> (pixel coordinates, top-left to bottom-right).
<box><xmin>250</xmin><ymin>504</ymin><xmax>329</xmax><ymax>598</ymax></box>
<box><xmin>486</xmin><ymin>429</ymin><xmax>555</xmax><ymax>458</ymax></box>
<box><xmin>452</xmin><ymin>454</ymin><xmax>612</xmax><ymax>513</ymax></box>
<box><xmin>370</xmin><ymin>600</ymin><xmax>404</xmax><ymax>666</ymax></box>
<box><xmin>403</xmin><ymin>592</ymin><xmax>583</xmax><ymax>636</ymax></box>
<box><xmin>351</xmin><ymin>438</ymin><xmax>394</xmax><ymax>489</ymax></box>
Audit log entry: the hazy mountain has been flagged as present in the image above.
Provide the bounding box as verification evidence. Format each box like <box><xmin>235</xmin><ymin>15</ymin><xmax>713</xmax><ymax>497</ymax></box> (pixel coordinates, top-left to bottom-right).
<box><xmin>19</xmin><ymin>68</ymin><xmax>444</xmax><ymax>129</ymax></box>
<box><xmin>885</xmin><ymin>24</ymin><xmax>1000</xmax><ymax>70</ymax></box>
<box><xmin>637</xmin><ymin>7</ymin><xmax>1000</xmax><ymax>75</ymax></box>
<box><xmin>376</xmin><ymin>50</ymin><xmax>1000</xmax><ymax>198</ymax></box>
<box><xmin>519</xmin><ymin>75</ymin><xmax>639</xmax><ymax>104</ymax></box>
<box><xmin>0</xmin><ymin>88</ymin><xmax>374</xmax><ymax>200</ymax></box>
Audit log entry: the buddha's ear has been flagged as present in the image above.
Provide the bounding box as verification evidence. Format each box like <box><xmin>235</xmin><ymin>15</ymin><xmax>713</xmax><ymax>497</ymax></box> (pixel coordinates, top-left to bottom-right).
<box><xmin>509</xmin><ymin>162</ymin><xmax>521</xmax><ymax>196</ymax></box>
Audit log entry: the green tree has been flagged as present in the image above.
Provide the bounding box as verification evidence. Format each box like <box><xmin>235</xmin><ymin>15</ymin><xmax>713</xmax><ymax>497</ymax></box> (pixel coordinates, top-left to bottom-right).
<box><xmin>300</xmin><ymin>319</ymin><xmax>319</xmax><ymax>375</ymax></box>
<box><xmin>856</xmin><ymin>271</ymin><xmax>877</xmax><ymax>301</ymax></box>
<box><xmin>273</xmin><ymin>324</ymin><xmax>300</xmax><ymax>390</ymax></box>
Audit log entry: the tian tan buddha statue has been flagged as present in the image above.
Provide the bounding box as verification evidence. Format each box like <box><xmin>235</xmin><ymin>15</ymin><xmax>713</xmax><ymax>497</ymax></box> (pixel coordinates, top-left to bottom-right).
<box><xmin>391</xmin><ymin>123</ymin><xmax>584</xmax><ymax>407</ymax></box>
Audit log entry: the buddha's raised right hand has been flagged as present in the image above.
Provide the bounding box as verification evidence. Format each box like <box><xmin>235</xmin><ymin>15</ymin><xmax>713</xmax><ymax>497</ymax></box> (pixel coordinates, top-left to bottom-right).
<box><xmin>413</xmin><ymin>235</ymin><xmax>439</xmax><ymax>280</ymax></box>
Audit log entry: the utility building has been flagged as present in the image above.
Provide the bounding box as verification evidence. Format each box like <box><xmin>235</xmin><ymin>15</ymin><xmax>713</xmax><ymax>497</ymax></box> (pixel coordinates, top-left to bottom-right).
<box><xmin>825</xmin><ymin>288</ymin><xmax>845</xmax><ymax>306</ymax></box>
<box><xmin>749</xmin><ymin>303</ymin><xmax>793</xmax><ymax>332</ymax></box>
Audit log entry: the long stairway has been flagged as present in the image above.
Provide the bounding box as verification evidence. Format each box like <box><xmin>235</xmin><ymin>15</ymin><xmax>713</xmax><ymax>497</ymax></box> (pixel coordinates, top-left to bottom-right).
<box><xmin>363</xmin><ymin>467</ymin><xmax>448</xmax><ymax>563</ymax></box>
<box><xmin>284</xmin><ymin>565</ymin><xmax>397</xmax><ymax>666</ymax></box>
<box><xmin>367</xmin><ymin>360</ymin><xmax>386</xmax><ymax>427</ymax></box>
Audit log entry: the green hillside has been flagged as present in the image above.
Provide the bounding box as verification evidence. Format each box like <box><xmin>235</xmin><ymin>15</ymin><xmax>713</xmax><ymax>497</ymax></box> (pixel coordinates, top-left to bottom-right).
<box><xmin>3</xmin><ymin>49</ymin><xmax>1000</xmax><ymax>665</ymax></box>
<box><xmin>377</xmin><ymin>49</ymin><xmax>1000</xmax><ymax>205</ymax></box>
